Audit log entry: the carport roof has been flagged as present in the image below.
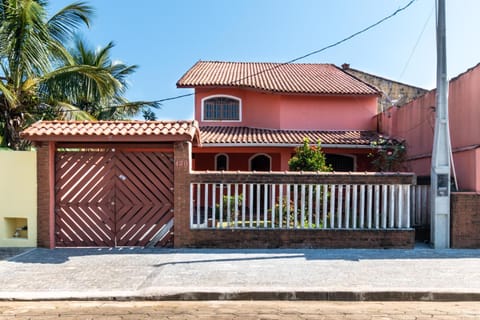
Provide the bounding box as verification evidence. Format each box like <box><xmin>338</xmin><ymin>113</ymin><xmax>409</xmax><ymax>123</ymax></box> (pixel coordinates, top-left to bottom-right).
<box><xmin>21</xmin><ymin>120</ymin><xmax>200</xmax><ymax>144</ymax></box>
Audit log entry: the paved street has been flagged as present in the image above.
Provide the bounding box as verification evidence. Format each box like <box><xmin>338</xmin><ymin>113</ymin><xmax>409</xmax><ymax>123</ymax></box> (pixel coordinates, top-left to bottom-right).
<box><xmin>1</xmin><ymin>301</ymin><xmax>480</xmax><ymax>319</ymax></box>
<box><xmin>1</xmin><ymin>247</ymin><xmax>480</xmax><ymax>301</ymax></box>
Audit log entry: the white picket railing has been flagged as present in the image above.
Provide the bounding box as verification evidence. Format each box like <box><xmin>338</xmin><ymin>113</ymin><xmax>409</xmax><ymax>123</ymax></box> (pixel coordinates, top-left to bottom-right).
<box><xmin>410</xmin><ymin>184</ymin><xmax>430</xmax><ymax>228</ymax></box>
<box><xmin>190</xmin><ymin>183</ymin><xmax>411</xmax><ymax>230</ymax></box>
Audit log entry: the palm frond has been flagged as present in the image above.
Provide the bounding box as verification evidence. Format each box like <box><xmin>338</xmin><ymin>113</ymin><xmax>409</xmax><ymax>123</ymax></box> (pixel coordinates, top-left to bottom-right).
<box><xmin>55</xmin><ymin>101</ymin><xmax>96</xmax><ymax>121</ymax></box>
<box><xmin>0</xmin><ymin>81</ymin><xmax>17</xmax><ymax>106</ymax></box>
<box><xmin>47</xmin><ymin>1</ymin><xmax>93</xmax><ymax>43</ymax></box>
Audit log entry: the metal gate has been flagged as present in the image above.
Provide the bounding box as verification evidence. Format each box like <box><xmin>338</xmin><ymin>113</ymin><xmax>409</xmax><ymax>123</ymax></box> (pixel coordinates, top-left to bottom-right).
<box><xmin>55</xmin><ymin>149</ymin><xmax>174</xmax><ymax>247</ymax></box>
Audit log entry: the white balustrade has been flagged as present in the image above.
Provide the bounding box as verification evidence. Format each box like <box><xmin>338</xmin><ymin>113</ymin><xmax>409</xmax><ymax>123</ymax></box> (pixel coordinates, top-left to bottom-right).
<box><xmin>190</xmin><ymin>182</ymin><xmax>413</xmax><ymax>230</ymax></box>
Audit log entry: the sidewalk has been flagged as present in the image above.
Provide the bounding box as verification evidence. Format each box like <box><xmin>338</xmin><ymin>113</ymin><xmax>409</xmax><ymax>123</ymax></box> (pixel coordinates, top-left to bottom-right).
<box><xmin>0</xmin><ymin>246</ymin><xmax>479</xmax><ymax>301</ymax></box>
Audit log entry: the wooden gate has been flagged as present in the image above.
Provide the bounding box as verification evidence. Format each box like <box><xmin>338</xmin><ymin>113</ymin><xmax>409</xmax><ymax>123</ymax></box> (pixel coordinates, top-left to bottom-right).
<box><xmin>55</xmin><ymin>149</ymin><xmax>174</xmax><ymax>247</ymax></box>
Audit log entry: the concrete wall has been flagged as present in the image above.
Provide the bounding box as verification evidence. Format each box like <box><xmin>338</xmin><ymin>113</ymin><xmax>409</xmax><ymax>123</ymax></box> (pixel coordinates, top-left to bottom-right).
<box><xmin>344</xmin><ymin>66</ymin><xmax>427</xmax><ymax>112</ymax></box>
<box><xmin>0</xmin><ymin>151</ymin><xmax>37</xmax><ymax>247</ymax></box>
<box><xmin>195</xmin><ymin>88</ymin><xmax>378</xmax><ymax>131</ymax></box>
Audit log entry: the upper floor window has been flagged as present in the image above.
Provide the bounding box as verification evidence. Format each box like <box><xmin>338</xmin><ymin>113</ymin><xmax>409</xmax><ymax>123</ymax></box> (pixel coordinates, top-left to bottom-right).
<box><xmin>202</xmin><ymin>95</ymin><xmax>241</xmax><ymax>121</ymax></box>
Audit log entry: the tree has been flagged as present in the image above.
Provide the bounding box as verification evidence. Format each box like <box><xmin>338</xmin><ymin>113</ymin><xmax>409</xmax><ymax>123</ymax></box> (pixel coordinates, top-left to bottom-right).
<box><xmin>288</xmin><ymin>137</ymin><xmax>332</xmax><ymax>172</ymax></box>
<box><xmin>369</xmin><ymin>138</ymin><xmax>407</xmax><ymax>172</ymax></box>
<box><xmin>45</xmin><ymin>39</ymin><xmax>159</xmax><ymax>120</ymax></box>
<box><xmin>0</xmin><ymin>0</ymin><xmax>122</xmax><ymax>149</ymax></box>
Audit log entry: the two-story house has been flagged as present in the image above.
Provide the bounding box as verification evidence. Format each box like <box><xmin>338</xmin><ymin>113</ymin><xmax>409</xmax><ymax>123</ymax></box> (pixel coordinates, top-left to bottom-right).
<box><xmin>177</xmin><ymin>61</ymin><xmax>383</xmax><ymax>172</ymax></box>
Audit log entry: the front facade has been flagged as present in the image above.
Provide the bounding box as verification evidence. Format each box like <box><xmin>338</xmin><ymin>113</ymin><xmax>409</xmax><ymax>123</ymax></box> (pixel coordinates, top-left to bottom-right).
<box><xmin>21</xmin><ymin>62</ymin><xmax>421</xmax><ymax>249</ymax></box>
<box><xmin>177</xmin><ymin>61</ymin><xmax>384</xmax><ymax>172</ymax></box>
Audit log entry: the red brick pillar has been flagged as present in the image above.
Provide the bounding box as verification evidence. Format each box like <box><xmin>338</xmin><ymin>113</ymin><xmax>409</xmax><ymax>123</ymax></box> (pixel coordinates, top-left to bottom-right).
<box><xmin>173</xmin><ymin>141</ymin><xmax>192</xmax><ymax>247</ymax></box>
<box><xmin>36</xmin><ymin>141</ymin><xmax>56</xmax><ymax>248</ymax></box>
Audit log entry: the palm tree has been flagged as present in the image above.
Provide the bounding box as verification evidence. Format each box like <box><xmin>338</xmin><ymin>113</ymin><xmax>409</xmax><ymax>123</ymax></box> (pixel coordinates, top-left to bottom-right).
<box><xmin>45</xmin><ymin>39</ymin><xmax>159</xmax><ymax>121</ymax></box>
<box><xmin>0</xmin><ymin>0</ymin><xmax>120</xmax><ymax>150</ymax></box>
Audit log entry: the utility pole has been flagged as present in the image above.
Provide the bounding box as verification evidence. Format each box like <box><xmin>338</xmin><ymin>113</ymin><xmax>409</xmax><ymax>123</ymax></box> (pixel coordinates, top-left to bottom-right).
<box><xmin>430</xmin><ymin>0</ymin><xmax>451</xmax><ymax>249</ymax></box>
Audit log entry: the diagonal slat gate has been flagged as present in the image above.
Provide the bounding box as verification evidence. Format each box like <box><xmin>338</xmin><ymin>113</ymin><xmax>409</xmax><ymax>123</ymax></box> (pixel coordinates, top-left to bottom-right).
<box><xmin>55</xmin><ymin>149</ymin><xmax>174</xmax><ymax>247</ymax></box>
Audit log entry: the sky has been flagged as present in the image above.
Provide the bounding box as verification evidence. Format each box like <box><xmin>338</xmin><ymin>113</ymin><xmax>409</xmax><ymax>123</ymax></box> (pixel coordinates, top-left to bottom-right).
<box><xmin>48</xmin><ymin>0</ymin><xmax>480</xmax><ymax>121</ymax></box>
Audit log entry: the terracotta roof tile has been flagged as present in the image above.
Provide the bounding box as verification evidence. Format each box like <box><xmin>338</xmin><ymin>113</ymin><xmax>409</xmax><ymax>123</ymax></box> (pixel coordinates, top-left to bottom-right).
<box><xmin>177</xmin><ymin>61</ymin><xmax>379</xmax><ymax>95</ymax></box>
<box><xmin>22</xmin><ymin>120</ymin><xmax>200</xmax><ymax>143</ymax></box>
<box><xmin>200</xmin><ymin>126</ymin><xmax>380</xmax><ymax>146</ymax></box>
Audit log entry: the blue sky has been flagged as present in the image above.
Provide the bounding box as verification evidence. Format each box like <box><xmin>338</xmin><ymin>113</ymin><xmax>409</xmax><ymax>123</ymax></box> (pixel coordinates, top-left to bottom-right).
<box><xmin>49</xmin><ymin>0</ymin><xmax>480</xmax><ymax>120</ymax></box>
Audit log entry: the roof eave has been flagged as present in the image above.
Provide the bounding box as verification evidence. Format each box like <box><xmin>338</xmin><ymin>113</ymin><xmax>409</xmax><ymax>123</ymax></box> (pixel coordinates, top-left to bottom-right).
<box><xmin>200</xmin><ymin>143</ymin><xmax>374</xmax><ymax>149</ymax></box>
<box><xmin>23</xmin><ymin>134</ymin><xmax>197</xmax><ymax>144</ymax></box>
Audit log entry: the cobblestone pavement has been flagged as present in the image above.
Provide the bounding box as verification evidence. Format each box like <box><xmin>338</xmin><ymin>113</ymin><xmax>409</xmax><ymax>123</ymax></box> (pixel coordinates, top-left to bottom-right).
<box><xmin>0</xmin><ymin>301</ymin><xmax>479</xmax><ymax>319</ymax></box>
<box><xmin>0</xmin><ymin>248</ymin><xmax>32</xmax><ymax>261</ymax></box>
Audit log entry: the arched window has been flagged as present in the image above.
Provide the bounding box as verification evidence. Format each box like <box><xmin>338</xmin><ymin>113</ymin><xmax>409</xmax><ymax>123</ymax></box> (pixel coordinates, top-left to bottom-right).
<box><xmin>215</xmin><ymin>154</ymin><xmax>229</xmax><ymax>171</ymax></box>
<box><xmin>202</xmin><ymin>95</ymin><xmax>241</xmax><ymax>121</ymax></box>
<box><xmin>249</xmin><ymin>154</ymin><xmax>271</xmax><ymax>171</ymax></box>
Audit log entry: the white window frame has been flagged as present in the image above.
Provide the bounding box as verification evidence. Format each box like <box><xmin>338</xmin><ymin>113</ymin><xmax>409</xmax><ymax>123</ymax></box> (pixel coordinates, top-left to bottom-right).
<box><xmin>248</xmin><ymin>153</ymin><xmax>272</xmax><ymax>171</ymax></box>
<box><xmin>215</xmin><ymin>153</ymin><xmax>229</xmax><ymax>171</ymax></box>
<box><xmin>201</xmin><ymin>95</ymin><xmax>242</xmax><ymax>122</ymax></box>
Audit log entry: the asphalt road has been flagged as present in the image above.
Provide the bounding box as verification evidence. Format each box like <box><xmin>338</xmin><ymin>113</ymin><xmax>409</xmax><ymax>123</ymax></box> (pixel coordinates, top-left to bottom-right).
<box><xmin>1</xmin><ymin>301</ymin><xmax>479</xmax><ymax>319</ymax></box>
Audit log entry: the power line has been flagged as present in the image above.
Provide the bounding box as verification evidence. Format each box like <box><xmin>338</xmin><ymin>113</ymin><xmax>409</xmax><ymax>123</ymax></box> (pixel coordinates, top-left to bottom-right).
<box><xmin>40</xmin><ymin>0</ymin><xmax>418</xmax><ymax>113</ymax></box>
<box><xmin>399</xmin><ymin>3</ymin><xmax>434</xmax><ymax>80</ymax></box>
<box><xmin>159</xmin><ymin>0</ymin><xmax>417</xmax><ymax>103</ymax></box>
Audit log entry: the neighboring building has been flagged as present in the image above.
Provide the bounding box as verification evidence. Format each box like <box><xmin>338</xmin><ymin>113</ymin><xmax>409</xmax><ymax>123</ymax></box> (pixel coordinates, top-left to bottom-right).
<box><xmin>177</xmin><ymin>61</ymin><xmax>383</xmax><ymax>172</ymax></box>
<box><xmin>342</xmin><ymin>63</ymin><xmax>428</xmax><ymax>112</ymax></box>
<box><xmin>380</xmin><ymin>62</ymin><xmax>480</xmax><ymax>192</ymax></box>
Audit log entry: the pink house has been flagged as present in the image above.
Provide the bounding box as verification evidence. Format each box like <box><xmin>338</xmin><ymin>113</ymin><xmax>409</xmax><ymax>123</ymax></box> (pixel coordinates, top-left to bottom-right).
<box><xmin>177</xmin><ymin>61</ymin><xmax>382</xmax><ymax>172</ymax></box>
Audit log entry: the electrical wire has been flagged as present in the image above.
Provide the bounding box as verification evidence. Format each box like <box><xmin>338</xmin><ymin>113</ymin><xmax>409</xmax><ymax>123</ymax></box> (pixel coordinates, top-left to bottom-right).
<box><xmin>399</xmin><ymin>3</ymin><xmax>434</xmax><ymax>80</ymax></box>
<box><xmin>158</xmin><ymin>0</ymin><xmax>417</xmax><ymax>103</ymax></box>
<box><xmin>35</xmin><ymin>0</ymin><xmax>418</xmax><ymax>114</ymax></box>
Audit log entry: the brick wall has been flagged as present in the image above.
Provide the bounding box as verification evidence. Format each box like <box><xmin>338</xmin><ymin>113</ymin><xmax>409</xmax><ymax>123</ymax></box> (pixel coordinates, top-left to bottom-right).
<box><xmin>36</xmin><ymin>142</ymin><xmax>55</xmax><ymax>248</ymax></box>
<box><xmin>173</xmin><ymin>141</ymin><xmax>192</xmax><ymax>248</ymax></box>
<box><xmin>451</xmin><ymin>192</ymin><xmax>480</xmax><ymax>248</ymax></box>
<box><xmin>190</xmin><ymin>171</ymin><xmax>416</xmax><ymax>185</ymax></box>
<box><xmin>182</xmin><ymin>229</ymin><xmax>414</xmax><ymax>249</ymax></box>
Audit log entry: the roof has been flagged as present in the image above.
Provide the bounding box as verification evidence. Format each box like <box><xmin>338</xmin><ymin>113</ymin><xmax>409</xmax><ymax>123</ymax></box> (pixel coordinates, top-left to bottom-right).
<box><xmin>199</xmin><ymin>126</ymin><xmax>380</xmax><ymax>147</ymax></box>
<box><xmin>21</xmin><ymin>120</ymin><xmax>200</xmax><ymax>144</ymax></box>
<box><xmin>177</xmin><ymin>61</ymin><xmax>379</xmax><ymax>95</ymax></box>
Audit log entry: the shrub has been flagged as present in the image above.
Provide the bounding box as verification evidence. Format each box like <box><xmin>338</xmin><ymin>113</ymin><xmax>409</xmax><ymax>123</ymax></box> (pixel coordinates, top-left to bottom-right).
<box><xmin>288</xmin><ymin>138</ymin><xmax>332</xmax><ymax>172</ymax></box>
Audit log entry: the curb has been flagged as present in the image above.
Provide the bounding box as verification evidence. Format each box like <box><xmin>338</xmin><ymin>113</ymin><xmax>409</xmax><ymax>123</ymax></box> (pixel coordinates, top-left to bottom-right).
<box><xmin>2</xmin><ymin>291</ymin><xmax>480</xmax><ymax>302</ymax></box>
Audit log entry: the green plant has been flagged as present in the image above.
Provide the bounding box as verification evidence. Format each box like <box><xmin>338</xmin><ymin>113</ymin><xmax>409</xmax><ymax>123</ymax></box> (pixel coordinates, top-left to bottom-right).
<box><xmin>289</xmin><ymin>138</ymin><xmax>332</xmax><ymax>172</ymax></box>
<box><xmin>215</xmin><ymin>194</ymin><xmax>243</xmax><ymax>222</ymax></box>
<box><xmin>270</xmin><ymin>196</ymin><xmax>325</xmax><ymax>228</ymax></box>
<box><xmin>369</xmin><ymin>138</ymin><xmax>407</xmax><ymax>172</ymax></box>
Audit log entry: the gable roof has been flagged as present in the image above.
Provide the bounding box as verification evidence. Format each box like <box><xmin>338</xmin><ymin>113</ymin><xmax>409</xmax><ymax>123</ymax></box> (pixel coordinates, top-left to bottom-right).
<box><xmin>177</xmin><ymin>61</ymin><xmax>379</xmax><ymax>95</ymax></box>
<box><xmin>21</xmin><ymin>120</ymin><xmax>200</xmax><ymax>144</ymax></box>
<box><xmin>199</xmin><ymin>126</ymin><xmax>380</xmax><ymax>148</ymax></box>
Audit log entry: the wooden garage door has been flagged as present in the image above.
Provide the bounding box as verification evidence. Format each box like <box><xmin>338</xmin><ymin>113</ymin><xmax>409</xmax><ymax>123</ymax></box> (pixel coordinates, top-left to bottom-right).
<box><xmin>55</xmin><ymin>149</ymin><xmax>174</xmax><ymax>247</ymax></box>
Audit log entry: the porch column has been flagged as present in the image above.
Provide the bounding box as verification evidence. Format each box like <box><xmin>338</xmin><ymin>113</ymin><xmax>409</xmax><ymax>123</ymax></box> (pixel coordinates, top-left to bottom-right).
<box><xmin>280</xmin><ymin>151</ymin><xmax>291</xmax><ymax>171</ymax></box>
<box><xmin>36</xmin><ymin>141</ymin><xmax>56</xmax><ymax>248</ymax></box>
<box><xmin>173</xmin><ymin>141</ymin><xmax>192</xmax><ymax>247</ymax></box>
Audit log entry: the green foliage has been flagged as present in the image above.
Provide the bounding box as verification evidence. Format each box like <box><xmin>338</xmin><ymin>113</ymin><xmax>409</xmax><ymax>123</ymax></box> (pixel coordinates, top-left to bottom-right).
<box><xmin>270</xmin><ymin>196</ymin><xmax>326</xmax><ymax>228</ymax></box>
<box><xmin>288</xmin><ymin>138</ymin><xmax>332</xmax><ymax>172</ymax></box>
<box><xmin>142</xmin><ymin>108</ymin><xmax>158</xmax><ymax>121</ymax></box>
<box><xmin>215</xmin><ymin>194</ymin><xmax>243</xmax><ymax>220</ymax></box>
<box><xmin>369</xmin><ymin>138</ymin><xmax>407</xmax><ymax>172</ymax></box>
<box><xmin>0</xmin><ymin>1</ymin><xmax>159</xmax><ymax>150</ymax></box>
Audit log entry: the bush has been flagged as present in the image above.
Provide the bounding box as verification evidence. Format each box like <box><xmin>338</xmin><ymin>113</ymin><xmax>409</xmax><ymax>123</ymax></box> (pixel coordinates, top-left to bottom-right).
<box><xmin>288</xmin><ymin>138</ymin><xmax>332</xmax><ymax>172</ymax></box>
